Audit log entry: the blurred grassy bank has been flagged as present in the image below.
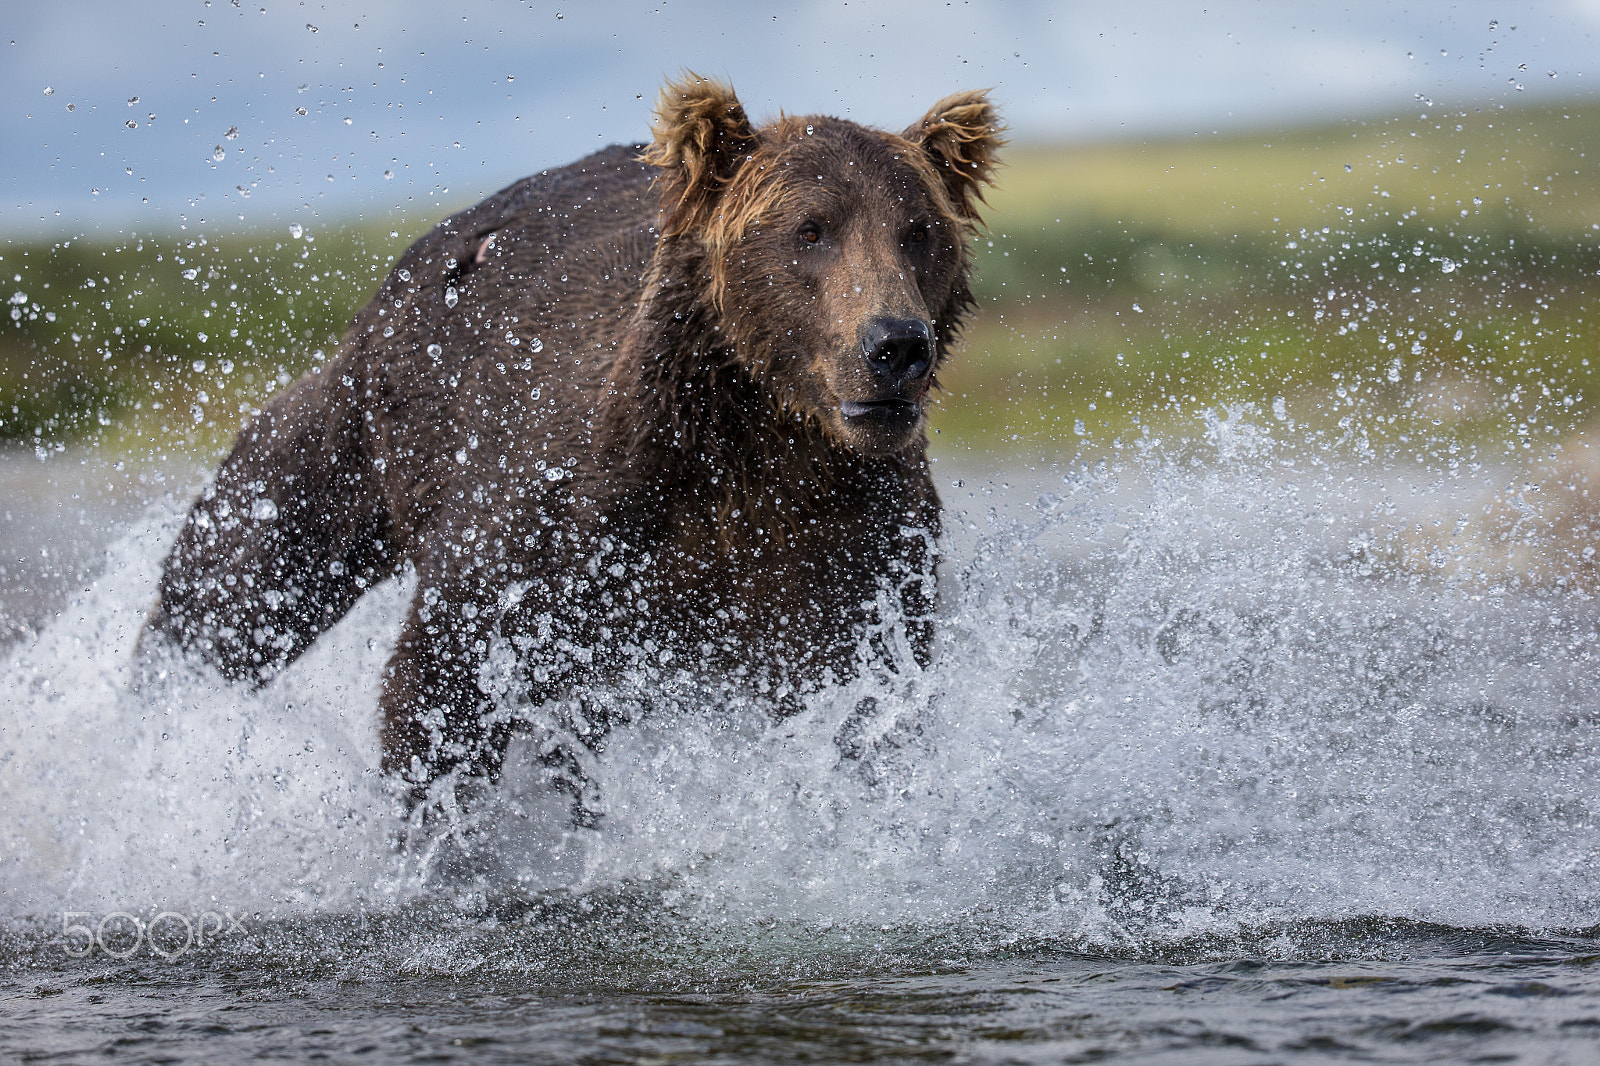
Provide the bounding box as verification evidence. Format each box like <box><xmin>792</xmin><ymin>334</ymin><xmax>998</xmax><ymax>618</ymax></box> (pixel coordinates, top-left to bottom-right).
<box><xmin>4</xmin><ymin>96</ymin><xmax>1599</xmax><ymax>464</ymax></box>
<box><xmin>0</xmin><ymin>224</ymin><xmax>411</xmax><ymax>461</ymax></box>
<box><xmin>945</xmin><ymin>97</ymin><xmax>1600</xmax><ymax>461</ymax></box>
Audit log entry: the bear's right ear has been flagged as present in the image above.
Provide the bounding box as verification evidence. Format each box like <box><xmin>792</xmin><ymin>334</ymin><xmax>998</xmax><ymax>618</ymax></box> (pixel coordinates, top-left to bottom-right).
<box><xmin>643</xmin><ymin>73</ymin><xmax>758</xmax><ymax>238</ymax></box>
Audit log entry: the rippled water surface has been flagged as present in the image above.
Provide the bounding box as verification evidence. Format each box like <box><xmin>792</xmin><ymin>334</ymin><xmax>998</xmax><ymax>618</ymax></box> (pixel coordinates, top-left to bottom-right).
<box><xmin>3</xmin><ymin>436</ymin><xmax>1600</xmax><ymax>1063</ymax></box>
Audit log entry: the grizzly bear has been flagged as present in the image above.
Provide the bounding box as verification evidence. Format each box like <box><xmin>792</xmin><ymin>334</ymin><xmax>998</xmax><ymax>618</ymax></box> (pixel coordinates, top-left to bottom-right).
<box><xmin>142</xmin><ymin>75</ymin><xmax>1003</xmax><ymax>806</ymax></box>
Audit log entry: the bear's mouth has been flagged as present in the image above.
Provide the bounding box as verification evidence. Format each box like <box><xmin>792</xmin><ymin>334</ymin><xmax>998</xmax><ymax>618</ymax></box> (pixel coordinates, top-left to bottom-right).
<box><xmin>839</xmin><ymin>398</ymin><xmax>919</xmax><ymax>424</ymax></box>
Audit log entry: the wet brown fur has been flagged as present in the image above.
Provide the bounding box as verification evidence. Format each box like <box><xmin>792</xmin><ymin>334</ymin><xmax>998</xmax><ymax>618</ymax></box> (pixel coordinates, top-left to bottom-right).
<box><xmin>143</xmin><ymin>75</ymin><xmax>1003</xmax><ymax>798</ymax></box>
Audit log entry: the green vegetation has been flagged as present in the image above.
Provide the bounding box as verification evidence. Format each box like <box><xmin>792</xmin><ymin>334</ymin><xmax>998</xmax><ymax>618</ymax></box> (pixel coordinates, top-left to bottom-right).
<box><xmin>4</xmin><ymin>96</ymin><xmax>1599</xmax><ymax>462</ymax></box>
<box><xmin>946</xmin><ymin>97</ymin><xmax>1600</xmax><ymax>457</ymax></box>
<box><xmin>1</xmin><ymin>224</ymin><xmax>411</xmax><ymax>459</ymax></box>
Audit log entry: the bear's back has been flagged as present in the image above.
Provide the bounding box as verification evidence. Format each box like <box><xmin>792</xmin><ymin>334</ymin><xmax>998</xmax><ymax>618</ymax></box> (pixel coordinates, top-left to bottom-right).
<box><xmin>368</xmin><ymin>143</ymin><xmax>659</xmax><ymax>333</ymax></box>
<box><xmin>345</xmin><ymin>146</ymin><xmax>663</xmax><ymax>525</ymax></box>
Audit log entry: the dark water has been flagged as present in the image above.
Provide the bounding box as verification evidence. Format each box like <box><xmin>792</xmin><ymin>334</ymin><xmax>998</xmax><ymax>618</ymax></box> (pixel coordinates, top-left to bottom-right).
<box><xmin>6</xmin><ymin>908</ymin><xmax>1600</xmax><ymax>1063</ymax></box>
<box><xmin>4</xmin><ymin>435</ymin><xmax>1600</xmax><ymax>1063</ymax></box>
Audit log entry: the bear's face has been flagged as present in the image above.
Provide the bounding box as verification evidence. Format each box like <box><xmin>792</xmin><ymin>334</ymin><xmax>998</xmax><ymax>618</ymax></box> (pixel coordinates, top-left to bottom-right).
<box><xmin>645</xmin><ymin>78</ymin><xmax>1002</xmax><ymax>457</ymax></box>
<box><xmin>721</xmin><ymin>121</ymin><xmax>968</xmax><ymax>456</ymax></box>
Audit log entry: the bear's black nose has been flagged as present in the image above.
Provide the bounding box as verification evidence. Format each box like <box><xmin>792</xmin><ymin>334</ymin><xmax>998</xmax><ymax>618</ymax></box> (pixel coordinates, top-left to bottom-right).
<box><xmin>861</xmin><ymin>318</ymin><xmax>933</xmax><ymax>387</ymax></box>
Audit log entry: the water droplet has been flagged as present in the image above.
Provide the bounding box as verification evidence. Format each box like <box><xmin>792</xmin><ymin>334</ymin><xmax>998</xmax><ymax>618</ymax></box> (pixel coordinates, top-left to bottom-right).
<box><xmin>444</xmin><ymin>286</ymin><xmax>458</xmax><ymax>308</ymax></box>
<box><xmin>427</xmin><ymin>342</ymin><xmax>443</xmax><ymax>359</ymax></box>
<box><xmin>1344</xmin><ymin>163</ymin><xmax>1352</xmax><ymax>172</ymax></box>
<box><xmin>225</xmin><ymin>125</ymin><xmax>239</xmax><ymax>140</ymax></box>
<box><xmin>1073</xmin><ymin>419</ymin><xmax>1086</xmax><ymax>437</ymax></box>
<box><xmin>1440</xmin><ymin>258</ymin><xmax>1457</xmax><ymax>274</ymax></box>
<box><xmin>182</xmin><ymin>268</ymin><xmax>199</xmax><ymax>280</ymax></box>
<box><xmin>383</xmin><ymin>169</ymin><xmax>394</xmax><ymax>180</ymax></box>
<box><xmin>43</xmin><ymin>86</ymin><xmax>54</xmax><ymax>96</ymax></box>
<box><xmin>545</xmin><ymin>467</ymin><xmax>565</xmax><ymax>482</ymax></box>
<box><xmin>289</xmin><ymin>223</ymin><xmax>303</xmax><ymax>238</ymax></box>
<box><xmin>455</xmin><ymin>449</ymin><xmax>469</xmax><ymax>465</ymax></box>
<box><xmin>529</xmin><ymin>337</ymin><xmax>543</xmax><ymax>353</ymax></box>
<box><xmin>295</xmin><ymin>107</ymin><xmax>308</xmax><ymax>116</ymax></box>
<box><xmin>213</xmin><ymin>145</ymin><xmax>226</xmax><ymax>162</ymax></box>
<box><xmin>306</xmin><ymin>22</ymin><xmax>318</xmax><ymax>31</ymax></box>
<box><xmin>125</xmin><ymin>120</ymin><xmax>137</xmax><ymax>129</ymax></box>
<box><xmin>127</xmin><ymin>96</ymin><xmax>140</xmax><ymax>105</ymax></box>
<box><xmin>251</xmin><ymin>498</ymin><xmax>279</xmax><ymax>521</ymax></box>
<box><xmin>1272</xmin><ymin>396</ymin><xmax>1287</xmax><ymax>420</ymax></box>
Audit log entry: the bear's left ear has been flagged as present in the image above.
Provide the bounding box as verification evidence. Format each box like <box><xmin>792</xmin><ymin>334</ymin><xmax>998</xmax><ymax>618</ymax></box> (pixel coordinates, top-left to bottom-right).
<box><xmin>642</xmin><ymin>72</ymin><xmax>758</xmax><ymax>237</ymax></box>
<box><xmin>903</xmin><ymin>90</ymin><xmax>1004</xmax><ymax>225</ymax></box>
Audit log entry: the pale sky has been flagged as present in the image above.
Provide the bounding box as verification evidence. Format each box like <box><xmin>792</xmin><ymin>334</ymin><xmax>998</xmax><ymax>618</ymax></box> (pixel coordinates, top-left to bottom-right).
<box><xmin>5</xmin><ymin>0</ymin><xmax>1597</xmax><ymax>237</ymax></box>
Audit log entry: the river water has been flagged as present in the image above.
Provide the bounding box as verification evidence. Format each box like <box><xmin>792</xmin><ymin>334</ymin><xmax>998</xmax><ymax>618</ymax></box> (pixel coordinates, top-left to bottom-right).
<box><xmin>3</xmin><ymin>422</ymin><xmax>1599</xmax><ymax>1064</ymax></box>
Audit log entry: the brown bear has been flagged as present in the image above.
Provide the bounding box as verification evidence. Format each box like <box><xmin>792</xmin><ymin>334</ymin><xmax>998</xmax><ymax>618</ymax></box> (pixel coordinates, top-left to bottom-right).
<box><xmin>142</xmin><ymin>74</ymin><xmax>1002</xmax><ymax>806</ymax></box>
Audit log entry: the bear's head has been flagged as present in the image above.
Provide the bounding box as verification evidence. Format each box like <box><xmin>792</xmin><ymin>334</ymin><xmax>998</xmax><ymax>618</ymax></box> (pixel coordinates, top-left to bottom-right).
<box><xmin>644</xmin><ymin>75</ymin><xmax>1003</xmax><ymax>457</ymax></box>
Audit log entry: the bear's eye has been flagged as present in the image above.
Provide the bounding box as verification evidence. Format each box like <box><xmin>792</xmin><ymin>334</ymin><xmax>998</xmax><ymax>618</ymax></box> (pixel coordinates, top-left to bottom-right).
<box><xmin>797</xmin><ymin>220</ymin><xmax>823</xmax><ymax>245</ymax></box>
<box><xmin>905</xmin><ymin>223</ymin><xmax>930</xmax><ymax>246</ymax></box>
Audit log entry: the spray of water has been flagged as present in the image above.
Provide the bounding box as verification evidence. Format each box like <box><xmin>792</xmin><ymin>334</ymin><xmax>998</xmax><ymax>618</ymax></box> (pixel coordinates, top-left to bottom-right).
<box><xmin>3</xmin><ymin>414</ymin><xmax>1599</xmax><ymax>951</ymax></box>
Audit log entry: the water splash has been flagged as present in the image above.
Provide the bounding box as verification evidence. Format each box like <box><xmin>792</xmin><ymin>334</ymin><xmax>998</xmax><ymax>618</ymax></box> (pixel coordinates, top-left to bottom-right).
<box><xmin>3</xmin><ymin>425</ymin><xmax>1599</xmax><ymax>950</ymax></box>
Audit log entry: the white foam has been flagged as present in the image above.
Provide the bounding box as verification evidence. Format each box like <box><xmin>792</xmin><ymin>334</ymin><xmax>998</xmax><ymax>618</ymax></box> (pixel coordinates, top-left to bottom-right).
<box><xmin>3</xmin><ymin>437</ymin><xmax>1598</xmax><ymax>941</ymax></box>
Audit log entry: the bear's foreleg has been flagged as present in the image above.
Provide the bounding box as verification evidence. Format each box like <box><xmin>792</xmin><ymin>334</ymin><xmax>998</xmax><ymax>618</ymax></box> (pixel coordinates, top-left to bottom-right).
<box><xmin>378</xmin><ymin>556</ymin><xmax>511</xmax><ymax>797</ymax></box>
